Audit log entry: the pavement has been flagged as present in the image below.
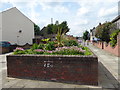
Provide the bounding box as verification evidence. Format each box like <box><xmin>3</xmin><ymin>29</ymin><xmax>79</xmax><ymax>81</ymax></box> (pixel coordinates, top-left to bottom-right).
<box><xmin>88</xmin><ymin>44</ymin><xmax>120</xmax><ymax>89</ymax></box>
<box><xmin>0</xmin><ymin>46</ymin><xmax>120</xmax><ymax>89</ymax></box>
<box><xmin>88</xmin><ymin>44</ymin><xmax>119</xmax><ymax>81</ymax></box>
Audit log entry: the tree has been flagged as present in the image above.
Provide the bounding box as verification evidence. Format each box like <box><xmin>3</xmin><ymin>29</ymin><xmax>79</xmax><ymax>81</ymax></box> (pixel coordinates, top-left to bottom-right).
<box><xmin>59</xmin><ymin>21</ymin><xmax>69</xmax><ymax>34</ymax></box>
<box><xmin>34</xmin><ymin>24</ymin><xmax>40</xmax><ymax>36</ymax></box>
<box><xmin>47</xmin><ymin>24</ymin><xmax>53</xmax><ymax>34</ymax></box>
<box><xmin>56</xmin><ymin>27</ymin><xmax>63</xmax><ymax>47</ymax></box>
<box><xmin>83</xmin><ymin>30</ymin><xmax>90</xmax><ymax>41</ymax></box>
<box><xmin>40</xmin><ymin>20</ymin><xmax>70</xmax><ymax>36</ymax></box>
<box><xmin>95</xmin><ymin>22</ymin><xmax>113</xmax><ymax>43</ymax></box>
<box><xmin>55</xmin><ymin>20</ymin><xmax>59</xmax><ymax>25</ymax></box>
<box><xmin>110</xmin><ymin>29</ymin><xmax>120</xmax><ymax>47</ymax></box>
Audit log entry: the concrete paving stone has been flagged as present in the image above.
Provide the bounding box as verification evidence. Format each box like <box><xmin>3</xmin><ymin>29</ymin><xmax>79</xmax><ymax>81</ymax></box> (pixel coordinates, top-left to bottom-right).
<box><xmin>45</xmin><ymin>88</ymin><xmax>62</xmax><ymax>90</ymax></box>
<box><xmin>21</xmin><ymin>89</ymin><xmax>45</xmax><ymax>90</ymax></box>
<box><xmin>89</xmin><ymin>88</ymin><xmax>102</xmax><ymax>90</ymax></box>
<box><xmin>37</xmin><ymin>81</ymin><xmax>64</xmax><ymax>88</ymax></box>
<box><xmin>10</xmin><ymin>79</ymin><xmax>32</xmax><ymax>88</ymax></box>
<box><xmin>62</xmin><ymin>84</ymin><xmax>77</xmax><ymax>88</ymax></box>
<box><xmin>2</xmin><ymin>78</ymin><xmax>22</xmax><ymax>88</ymax></box>
<box><xmin>101</xmin><ymin>83</ymin><xmax>115</xmax><ymax>89</ymax></box>
<box><xmin>1</xmin><ymin>88</ymin><xmax>8</xmax><ymax>90</ymax></box>
<box><xmin>7</xmin><ymin>88</ymin><xmax>22</xmax><ymax>90</ymax></box>
<box><xmin>10</xmin><ymin>85</ymin><xmax>24</xmax><ymax>88</ymax></box>
<box><xmin>102</xmin><ymin>88</ymin><xmax>116</xmax><ymax>90</ymax></box>
<box><xmin>109</xmin><ymin>80</ymin><xmax>119</xmax><ymax>85</ymax></box>
<box><xmin>2</xmin><ymin>63</ymin><xmax>7</xmax><ymax>68</ymax></box>
<box><xmin>112</xmin><ymin>84</ymin><xmax>119</xmax><ymax>89</ymax></box>
<box><xmin>74</xmin><ymin>88</ymin><xmax>89</xmax><ymax>90</ymax></box>
<box><xmin>88</xmin><ymin>44</ymin><xmax>119</xmax><ymax>81</ymax></box>
<box><xmin>23</xmin><ymin>80</ymin><xmax>41</xmax><ymax>88</ymax></box>
<box><xmin>61</xmin><ymin>88</ymin><xmax>74</xmax><ymax>90</ymax></box>
<box><xmin>74</xmin><ymin>85</ymin><xmax>90</xmax><ymax>88</ymax></box>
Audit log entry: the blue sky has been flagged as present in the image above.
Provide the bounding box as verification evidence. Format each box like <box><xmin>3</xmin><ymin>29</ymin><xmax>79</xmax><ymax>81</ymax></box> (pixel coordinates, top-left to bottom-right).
<box><xmin>0</xmin><ymin>0</ymin><xmax>119</xmax><ymax>36</ymax></box>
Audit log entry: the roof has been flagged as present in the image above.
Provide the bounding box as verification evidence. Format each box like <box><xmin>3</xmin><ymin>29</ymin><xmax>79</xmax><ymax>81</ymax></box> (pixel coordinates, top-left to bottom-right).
<box><xmin>111</xmin><ymin>15</ymin><xmax>120</xmax><ymax>23</ymax></box>
<box><xmin>1</xmin><ymin>7</ymin><xmax>35</xmax><ymax>24</ymax></box>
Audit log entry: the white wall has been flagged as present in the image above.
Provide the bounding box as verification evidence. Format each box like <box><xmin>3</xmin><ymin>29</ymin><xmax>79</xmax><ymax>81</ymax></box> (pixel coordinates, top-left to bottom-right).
<box><xmin>0</xmin><ymin>13</ymin><xmax>2</xmax><ymax>42</ymax></box>
<box><xmin>117</xmin><ymin>19</ymin><xmax>120</xmax><ymax>29</ymax></box>
<box><xmin>2</xmin><ymin>8</ymin><xmax>34</xmax><ymax>45</ymax></box>
<box><xmin>90</xmin><ymin>28</ymin><xmax>96</xmax><ymax>41</ymax></box>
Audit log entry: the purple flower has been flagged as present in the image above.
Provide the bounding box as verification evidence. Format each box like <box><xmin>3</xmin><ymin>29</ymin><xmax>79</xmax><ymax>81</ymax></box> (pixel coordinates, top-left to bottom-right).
<box><xmin>34</xmin><ymin>49</ymin><xmax>44</xmax><ymax>52</ymax></box>
<box><xmin>55</xmin><ymin>46</ymin><xmax>85</xmax><ymax>53</ymax></box>
<box><xmin>47</xmin><ymin>51</ymin><xmax>53</xmax><ymax>53</ymax></box>
<box><xmin>14</xmin><ymin>47</ymin><xmax>24</xmax><ymax>51</ymax></box>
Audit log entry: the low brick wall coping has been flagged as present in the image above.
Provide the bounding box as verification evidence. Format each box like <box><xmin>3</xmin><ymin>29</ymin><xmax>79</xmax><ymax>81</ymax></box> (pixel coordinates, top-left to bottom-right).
<box><xmin>8</xmin><ymin>54</ymin><xmax>97</xmax><ymax>59</ymax></box>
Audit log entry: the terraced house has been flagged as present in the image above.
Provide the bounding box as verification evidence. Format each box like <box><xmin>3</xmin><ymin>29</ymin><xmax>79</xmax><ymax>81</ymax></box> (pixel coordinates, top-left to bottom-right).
<box><xmin>0</xmin><ymin>7</ymin><xmax>34</xmax><ymax>45</ymax></box>
<box><xmin>112</xmin><ymin>15</ymin><xmax>120</xmax><ymax>29</ymax></box>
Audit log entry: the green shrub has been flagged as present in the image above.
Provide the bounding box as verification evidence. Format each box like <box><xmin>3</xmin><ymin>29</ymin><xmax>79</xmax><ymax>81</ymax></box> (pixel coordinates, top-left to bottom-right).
<box><xmin>13</xmin><ymin>44</ymin><xmax>92</xmax><ymax>56</ymax></box>
<box><xmin>78</xmin><ymin>45</ymin><xmax>85</xmax><ymax>50</ymax></box>
<box><xmin>52</xmin><ymin>46</ymin><xmax>85</xmax><ymax>55</ymax></box>
<box><xmin>33</xmin><ymin>49</ymin><xmax>44</xmax><ymax>54</ymax></box>
<box><xmin>84</xmin><ymin>47</ymin><xmax>93</xmax><ymax>55</ymax></box>
<box><xmin>13</xmin><ymin>47</ymin><xmax>26</xmax><ymax>54</ymax></box>
<box><xmin>31</xmin><ymin>43</ymin><xmax>44</xmax><ymax>50</ymax></box>
<box><xmin>31</xmin><ymin>43</ymin><xmax>38</xmax><ymax>50</ymax></box>
<box><xmin>14</xmin><ymin>50</ymin><xmax>26</xmax><ymax>54</ymax></box>
<box><xmin>38</xmin><ymin>43</ymin><xmax>44</xmax><ymax>49</ymax></box>
<box><xmin>41</xmin><ymin>38</ymin><xmax>50</xmax><ymax>42</ymax></box>
<box><xmin>62</xmin><ymin>40</ymin><xmax>78</xmax><ymax>46</ymax></box>
<box><xmin>24</xmin><ymin>49</ymin><xmax>34</xmax><ymax>54</ymax></box>
<box><xmin>44</xmin><ymin>41</ymin><xmax>56</xmax><ymax>51</ymax></box>
<box><xmin>78</xmin><ymin>45</ymin><xmax>92</xmax><ymax>55</ymax></box>
<box><xmin>110</xmin><ymin>29</ymin><xmax>120</xmax><ymax>47</ymax></box>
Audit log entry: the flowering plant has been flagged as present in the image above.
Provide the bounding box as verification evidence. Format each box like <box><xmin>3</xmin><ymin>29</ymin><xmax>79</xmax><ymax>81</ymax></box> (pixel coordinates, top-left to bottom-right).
<box><xmin>52</xmin><ymin>46</ymin><xmax>85</xmax><ymax>55</ymax></box>
<box><xmin>13</xmin><ymin>42</ymin><xmax>92</xmax><ymax>55</ymax></box>
<box><xmin>14</xmin><ymin>47</ymin><xmax>24</xmax><ymax>51</ymax></box>
<box><xmin>13</xmin><ymin>47</ymin><xmax>25</xmax><ymax>54</ymax></box>
<box><xmin>34</xmin><ymin>49</ymin><xmax>44</xmax><ymax>54</ymax></box>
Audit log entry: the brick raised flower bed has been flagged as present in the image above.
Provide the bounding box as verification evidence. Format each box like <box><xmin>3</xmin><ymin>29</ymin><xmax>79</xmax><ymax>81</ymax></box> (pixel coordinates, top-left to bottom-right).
<box><xmin>7</xmin><ymin>55</ymin><xmax>98</xmax><ymax>85</ymax></box>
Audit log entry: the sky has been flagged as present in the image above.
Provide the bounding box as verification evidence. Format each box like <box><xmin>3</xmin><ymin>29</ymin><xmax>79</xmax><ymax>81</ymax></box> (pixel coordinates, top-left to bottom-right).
<box><xmin>0</xmin><ymin>0</ymin><xmax>119</xmax><ymax>37</ymax></box>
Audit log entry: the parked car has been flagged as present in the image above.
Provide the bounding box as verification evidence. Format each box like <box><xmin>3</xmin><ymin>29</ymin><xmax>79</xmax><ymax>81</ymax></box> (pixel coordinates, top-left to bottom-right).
<box><xmin>0</xmin><ymin>41</ymin><xmax>11</xmax><ymax>54</ymax></box>
<box><xmin>0</xmin><ymin>41</ymin><xmax>11</xmax><ymax>47</ymax></box>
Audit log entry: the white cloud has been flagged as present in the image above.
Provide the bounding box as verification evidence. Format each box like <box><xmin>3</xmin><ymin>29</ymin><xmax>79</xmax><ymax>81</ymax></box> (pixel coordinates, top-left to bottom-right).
<box><xmin>39</xmin><ymin>2</ymin><xmax>51</xmax><ymax>10</ymax></box>
<box><xmin>98</xmin><ymin>6</ymin><xmax>118</xmax><ymax>17</ymax></box>
<box><xmin>54</xmin><ymin>5</ymin><xmax>69</xmax><ymax>13</ymax></box>
<box><xmin>77</xmin><ymin>7</ymin><xmax>89</xmax><ymax>16</ymax></box>
<box><xmin>74</xmin><ymin>19</ymin><xmax>89</xmax><ymax>26</ymax></box>
<box><xmin>67</xmin><ymin>25</ymin><xmax>86</xmax><ymax>37</ymax></box>
<box><xmin>1</xmin><ymin>0</ymin><xmax>119</xmax><ymax>37</ymax></box>
<box><xmin>1</xmin><ymin>0</ymin><xmax>119</xmax><ymax>3</ymax></box>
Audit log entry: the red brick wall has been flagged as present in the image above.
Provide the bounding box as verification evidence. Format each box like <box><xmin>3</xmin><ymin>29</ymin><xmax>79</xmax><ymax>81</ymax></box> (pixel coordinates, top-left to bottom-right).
<box><xmin>93</xmin><ymin>33</ymin><xmax>120</xmax><ymax>57</ymax></box>
<box><xmin>104</xmin><ymin>43</ymin><xmax>119</xmax><ymax>56</ymax></box>
<box><xmin>0</xmin><ymin>47</ymin><xmax>10</xmax><ymax>54</ymax></box>
<box><xmin>93</xmin><ymin>42</ymin><xmax>103</xmax><ymax>49</ymax></box>
<box><xmin>7</xmin><ymin>55</ymin><xmax>98</xmax><ymax>85</ymax></box>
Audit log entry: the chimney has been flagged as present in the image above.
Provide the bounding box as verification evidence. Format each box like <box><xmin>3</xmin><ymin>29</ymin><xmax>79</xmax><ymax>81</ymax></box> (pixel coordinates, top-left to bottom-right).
<box><xmin>99</xmin><ymin>23</ymin><xmax>101</xmax><ymax>25</ymax></box>
<box><xmin>51</xmin><ymin>18</ymin><xmax>53</xmax><ymax>24</ymax></box>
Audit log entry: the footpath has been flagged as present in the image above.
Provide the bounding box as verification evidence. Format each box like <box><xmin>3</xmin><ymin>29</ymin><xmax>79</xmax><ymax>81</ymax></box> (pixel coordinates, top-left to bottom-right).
<box><xmin>88</xmin><ymin>44</ymin><xmax>119</xmax><ymax>81</ymax></box>
<box><xmin>88</xmin><ymin>44</ymin><xmax>120</xmax><ymax>89</ymax></box>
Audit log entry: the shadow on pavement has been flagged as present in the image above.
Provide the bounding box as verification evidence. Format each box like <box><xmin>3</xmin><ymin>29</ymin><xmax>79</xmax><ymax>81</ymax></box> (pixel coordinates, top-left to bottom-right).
<box><xmin>98</xmin><ymin>62</ymin><xmax>120</xmax><ymax>89</ymax></box>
